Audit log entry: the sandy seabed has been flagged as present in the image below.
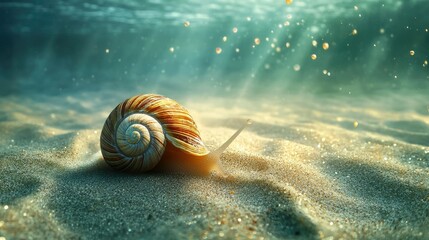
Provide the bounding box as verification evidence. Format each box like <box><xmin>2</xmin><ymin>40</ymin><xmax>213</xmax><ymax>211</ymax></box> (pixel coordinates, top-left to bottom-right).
<box><xmin>0</xmin><ymin>91</ymin><xmax>428</xmax><ymax>239</ymax></box>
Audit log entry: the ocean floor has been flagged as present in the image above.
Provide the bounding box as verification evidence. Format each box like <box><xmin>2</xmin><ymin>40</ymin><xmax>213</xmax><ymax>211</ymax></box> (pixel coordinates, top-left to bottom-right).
<box><xmin>0</xmin><ymin>90</ymin><xmax>429</xmax><ymax>239</ymax></box>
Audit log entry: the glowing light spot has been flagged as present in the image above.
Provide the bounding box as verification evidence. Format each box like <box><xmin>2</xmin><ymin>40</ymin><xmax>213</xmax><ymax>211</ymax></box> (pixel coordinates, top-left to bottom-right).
<box><xmin>380</xmin><ymin>28</ymin><xmax>385</xmax><ymax>34</ymax></box>
<box><xmin>284</xmin><ymin>21</ymin><xmax>290</xmax><ymax>26</ymax></box>
<box><xmin>215</xmin><ymin>47</ymin><xmax>222</xmax><ymax>54</ymax></box>
<box><xmin>354</xmin><ymin>6</ymin><xmax>359</xmax><ymax>11</ymax></box>
<box><xmin>293</xmin><ymin>64</ymin><xmax>301</xmax><ymax>71</ymax></box>
<box><xmin>169</xmin><ymin>47</ymin><xmax>174</xmax><ymax>53</ymax></box>
<box><xmin>322</xmin><ymin>42</ymin><xmax>329</xmax><ymax>50</ymax></box>
<box><xmin>311</xmin><ymin>54</ymin><xmax>317</xmax><ymax>60</ymax></box>
<box><xmin>232</xmin><ymin>27</ymin><xmax>238</xmax><ymax>33</ymax></box>
<box><xmin>312</xmin><ymin>40</ymin><xmax>318</xmax><ymax>47</ymax></box>
<box><xmin>183</xmin><ymin>21</ymin><xmax>190</xmax><ymax>27</ymax></box>
<box><xmin>285</xmin><ymin>42</ymin><xmax>291</xmax><ymax>48</ymax></box>
<box><xmin>353</xmin><ymin>121</ymin><xmax>359</xmax><ymax>128</ymax></box>
<box><xmin>286</xmin><ymin>0</ymin><xmax>293</xmax><ymax>4</ymax></box>
<box><xmin>410</xmin><ymin>50</ymin><xmax>415</xmax><ymax>56</ymax></box>
<box><xmin>270</xmin><ymin>43</ymin><xmax>275</xmax><ymax>48</ymax></box>
<box><xmin>275</xmin><ymin>47</ymin><xmax>281</xmax><ymax>52</ymax></box>
<box><xmin>105</xmin><ymin>49</ymin><xmax>110</xmax><ymax>53</ymax></box>
<box><xmin>287</xmin><ymin>14</ymin><xmax>293</xmax><ymax>19</ymax></box>
<box><xmin>246</xmin><ymin>16</ymin><xmax>252</xmax><ymax>21</ymax></box>
<box><xmin>424</xmin><ymin>60</ymin><xmax>428</xmax><ymax>66</ymax></box>
<box><xmin>235</xmin><ymin>48</ymin><xmax>240</xmax><ymax>53</ymax></box>
<box><xmin>323</xmin><ymin>69</ymin><xmax>328</xmax><ymax>75</ymax></box>
<box><xmin>254</xmin><ymin>38</ymin><xmax>261</xmax><ymax>45</ymax></box>
<box><xmin>352</xmin><ymin>29</ymin><xmax>358</xmax><ymax>35</ymax></box>
<box><xmin>222</xmin><ymin>36</ymin><xmax>227</xmax><ymax>42</ymax></box>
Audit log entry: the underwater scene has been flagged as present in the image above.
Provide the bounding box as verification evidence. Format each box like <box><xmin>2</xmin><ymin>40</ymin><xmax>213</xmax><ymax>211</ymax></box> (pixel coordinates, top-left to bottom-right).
<box><xmin>1</xmin><ymin>0</ymin><xmax>429</xmax><ymax>239</ymax></box>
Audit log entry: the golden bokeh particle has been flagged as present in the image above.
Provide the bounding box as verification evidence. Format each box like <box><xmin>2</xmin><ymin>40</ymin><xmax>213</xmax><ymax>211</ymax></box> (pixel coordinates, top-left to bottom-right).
<box><xmin>322</xmin><ymin>42</ymin><xmax>329</xmax><ymax>50</ymax></box>
<box><xmin>312</xmin><ymin>40</ymin><xmax>318</xmax><ymax>47</ymax></box>
<box><xmin>311</xmin><ymin>54</ymin><xmax>317</xmax><ymax>60</ymax></box>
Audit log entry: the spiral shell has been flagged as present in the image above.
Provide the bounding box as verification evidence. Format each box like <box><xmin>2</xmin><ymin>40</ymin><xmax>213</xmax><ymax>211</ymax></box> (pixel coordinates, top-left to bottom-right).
<box><xmin>100</xmin><ymin>94</ymin><xmax>209</xmax><ymax>172</ymax></box>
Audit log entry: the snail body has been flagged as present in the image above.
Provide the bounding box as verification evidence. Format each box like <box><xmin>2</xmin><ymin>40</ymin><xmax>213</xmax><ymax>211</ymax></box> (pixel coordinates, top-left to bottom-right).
<box><xmin>100</xmin><ymin>94</ymin><xmax>248</xmax><ymax>175</ymax></box>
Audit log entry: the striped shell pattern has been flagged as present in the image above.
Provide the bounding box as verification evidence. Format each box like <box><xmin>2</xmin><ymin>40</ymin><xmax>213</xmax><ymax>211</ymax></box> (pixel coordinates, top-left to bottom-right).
<box><xmin>100</xmin><ymin>94</ymin><xmax>209</xmax><ymax>172</ymax></box>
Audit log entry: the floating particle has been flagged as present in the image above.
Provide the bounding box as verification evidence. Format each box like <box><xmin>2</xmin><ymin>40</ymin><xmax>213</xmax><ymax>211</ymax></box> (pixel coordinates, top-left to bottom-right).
<box><xmin>354</xmin><ymin>5</ymin><xmax>359</xmax><ymax>11</ymax></box>
<box><xmin>293</xmin><ymin>64</ymin><xmax>301</xmax><ymax>71</ymax></box>
<box><xmin>353</xmin><ymin>121</ymin><xmax>359</xmax><ymax>128</ymax></box>
<box><xmin>410</xmin><ymin>50</ymin><xmax>415</xmax><ymax>56</ymax></box>
<box><xmin>215</xmin><ymin>47</ymin><xmax>222</xmax><ymax>54</ymax></box>
<box><xmin>286</xmin><ymin>0</ymin><xmax>293</xmax><ymax>4</ymax></box>
<box><xmin>223</xmin><ymin>36</ymin><xmax>227</xmax><ymax>42</ymax></box>
<box><xmin>380</xmin><ymin>28</ymin><xmax>385</xmax><ymax>34</ymax></box>
<box><xmin>275</xmin><ymin>47</ymin><xmax>281</xmax><ymax>52</ymax></box>
<box><xmin>232</xmin><ymin>27</ymin><xmax>238</xmax><ymax>33</ymax></box>
<box><xmin>169</xmin><ymin>47</ymin><xmax>174</xmax><ymax>53</ymax></box>
<box><xmin>264</xmin><ymin>64</ymin><xmax>270</xmax><ymax>69</ymax></box>
<box><xmin>285</xmin><ymin>42</ymin><xmax>291</xmax><ymax>48</ymax></box>
<box><xmin>424</xmin><ymin>60</ymin><xmax>428</xmax><ymax>66</ymax></box>
<box><xmin>183</xmin><ymin>21</ymin><xmax>190</xmax><ymax>27</ymax></box>
<box><xmin>284</xmin><ymin>21</ymin><xmax>290</xmax><ymax>26</ymax></box>
<box><xmin>235</xmin><ymin>48</ymin><xmax>240</xmax><ymax>53</ymax></box>
<box><xmin>311</xmin><ymin>54</ymin><xmax>317</xmax><ymax>60</ymax></box>
<box><xmin>254</xmin><ymin>38</ymin><xmax>261</xmax><ymax>45</ymax></box>
<box><xmin>327</xmin><ymin>72</ymin><xmax>331</xmax><ymax>76</ymax></box>
<box><xmin>312</xmin><ymin>40</ymin><xmax>318</xmax><ymax>47</ymax></box>
<box><xmin>246</xmin><ymin>16</ymin><xmax>252</xmax><ymax>21</ymax></box>
<box><xmin>105</xmin><ymin>49</ymin><xmax>110</xmax><ymax>53</ymax></box>
<box><xmin>352</xmin><ymin>29</ymin><xmax>358</xmax><ymax>35</ymax></box>
<box><xmin>322</xmin><ymin>42</ymin><xmax>329</xmax><ymax>50</ymax></box>
<box><xmin>270</xmin><ymin>43</ymin><xmax>275</xmax><ymax>48</ymax></box>
<box><xmin>323</xmin><ymin>69</ymin><xmax>328</xmax><ymax>75</ymax></box>
<box><xmin>287</xmin><ymin>14</ymin><xmax>293</xmax><ymax>19</ymax></box>
<box><xmin>278</xmin><ymin>24</ymin><xmax>283</xmax><ymax>28</ymax></box>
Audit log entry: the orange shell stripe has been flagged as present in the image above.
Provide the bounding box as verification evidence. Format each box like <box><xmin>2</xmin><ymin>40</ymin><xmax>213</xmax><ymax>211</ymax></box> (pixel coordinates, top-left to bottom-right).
<box><xmin>108</xmin><ymin>94</ymin><xmax>209</xmax><ymax>156</ymax></box>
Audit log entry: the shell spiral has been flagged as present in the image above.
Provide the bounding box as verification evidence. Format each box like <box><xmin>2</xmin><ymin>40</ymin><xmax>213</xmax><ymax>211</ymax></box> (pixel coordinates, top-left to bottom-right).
<box><xmin>100</xmin><ymin>94</ymin><xmax>209</xmax><ymax>172</ymax></box>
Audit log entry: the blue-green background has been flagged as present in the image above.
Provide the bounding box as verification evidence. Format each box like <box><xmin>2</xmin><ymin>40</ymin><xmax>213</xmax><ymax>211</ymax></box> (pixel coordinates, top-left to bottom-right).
<box><xmin>1</xmin><ymin>0</ymin><xmax>428</xmax><ymax>96</ymax></box>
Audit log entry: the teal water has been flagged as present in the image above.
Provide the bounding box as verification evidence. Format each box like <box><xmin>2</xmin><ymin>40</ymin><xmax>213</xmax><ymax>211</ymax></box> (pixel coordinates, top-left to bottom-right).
<box><xmin>1</xmin><ymin>0</ymin><xmax>429</xmax><ymax>96</ymax></box>
<box><xmin>1</xmin><ymin>1</ymin><xmax>429</xmax><ymax>239</ymax></box>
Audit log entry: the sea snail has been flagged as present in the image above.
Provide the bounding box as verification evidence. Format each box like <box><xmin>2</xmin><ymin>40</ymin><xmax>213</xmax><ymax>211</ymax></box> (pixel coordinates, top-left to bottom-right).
<box><xmin>100</xmin><ymin>94</ymin><xmax>250</xmax><ymax>175</ymax></box>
